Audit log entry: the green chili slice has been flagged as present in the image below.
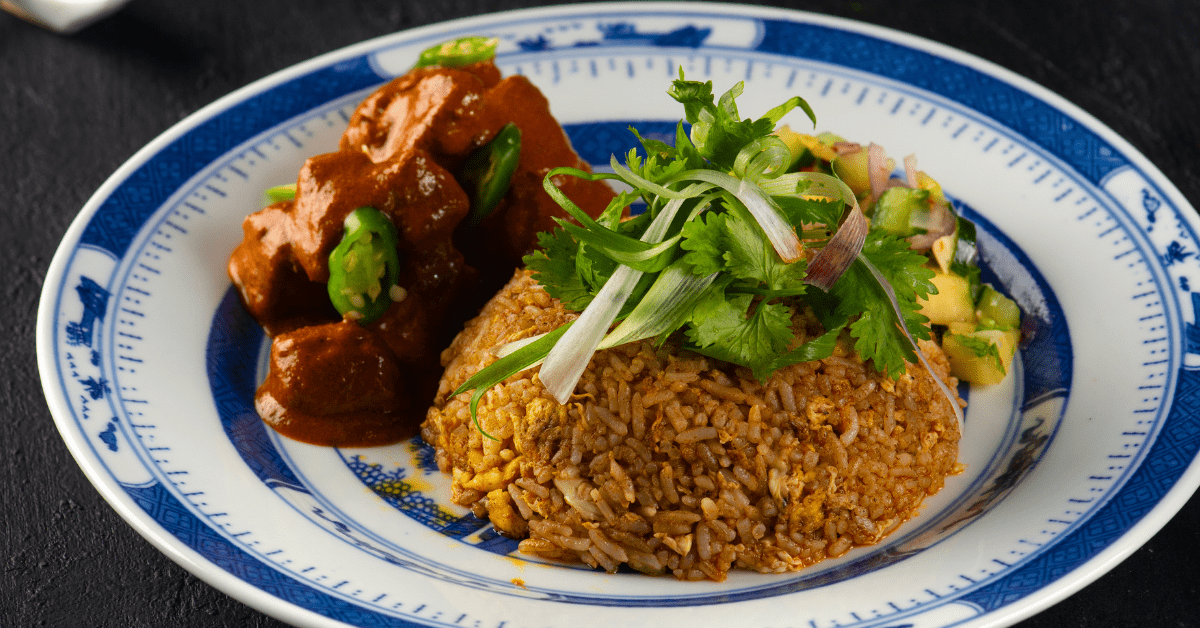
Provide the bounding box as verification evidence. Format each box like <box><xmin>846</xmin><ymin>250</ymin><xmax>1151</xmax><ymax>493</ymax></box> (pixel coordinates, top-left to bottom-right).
<box><xmin>460</xmin><ymin>123</ymin><xmax>522</xmax><ymax>225</ymax></box>
<box><xmin>264</xmin><ymin>183</ymin><xmax>296</xmax><ymax>204</ymax></box>
<box><xmin>414</xmin><ymin>36</ymin><xmax>499</xmax><ymax>69</ymax></box>
<box><xmin>327</xmin><ymin>207</ymin><xmax>401</xmax><ymax>325</ymax></box>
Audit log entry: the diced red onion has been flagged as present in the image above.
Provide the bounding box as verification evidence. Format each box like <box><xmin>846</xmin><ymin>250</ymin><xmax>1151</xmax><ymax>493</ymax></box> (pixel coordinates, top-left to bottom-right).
<box><xmin>904</xmin><ymin>154</ymin><xmax>918</xmax><ymax>188</ymax></box>
<box><xmin>868</xmin><ymin>143</ymin><xmax>888</xmax><ymax>200</ymax></box>
<box><xmin>805</xmin><ymin>206</ymin><xmax>868</xmax><ymax>291</ymax></box>
<box><xmin>906</xmin><ymin>203</ymin><xmax>956</xmax><ymax>251</ymax></box>
<box><xmin>833</xmin><ymin>141</ymin><xmax>862</xmax><ymax>156</ymax></box>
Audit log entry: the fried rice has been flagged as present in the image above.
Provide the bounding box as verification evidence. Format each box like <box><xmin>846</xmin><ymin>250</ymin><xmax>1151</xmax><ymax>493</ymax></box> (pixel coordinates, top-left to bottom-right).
<box><xmin>421</xmin><ymin>270</ymin><xmax>964</xmax><ymax>581</ymax></box>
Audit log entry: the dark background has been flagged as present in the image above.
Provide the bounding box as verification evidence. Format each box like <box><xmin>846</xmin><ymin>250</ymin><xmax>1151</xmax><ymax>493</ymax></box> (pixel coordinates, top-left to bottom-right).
<box><xmin>3</xmin><ymin>0</ymin><xmax>1198</xmax><ymax>626</ymax></box>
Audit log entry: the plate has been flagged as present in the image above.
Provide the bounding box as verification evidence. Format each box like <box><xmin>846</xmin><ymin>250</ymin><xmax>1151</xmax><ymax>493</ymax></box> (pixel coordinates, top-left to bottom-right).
<box><xmin>35</xmin><ymin>3</ymin><xmax>1200</xmax><ymax>627</ymax></box>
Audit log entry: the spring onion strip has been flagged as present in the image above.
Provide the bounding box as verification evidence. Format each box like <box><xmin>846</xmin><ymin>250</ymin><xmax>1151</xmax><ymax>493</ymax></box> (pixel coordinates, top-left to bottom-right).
<box><xmin>684</xmin><ymin>190</ymin><xmax>724</xmax><ymax>222</ymax></box>
<box><xmin>763</xmin><ymin>94</ymin><xmax>818</xmax><ymax>129</ymax></box>
<box><xmin>541</xmin><ymin>168</ymin><xmax>630</xmax><ymax>234</ymax></box>
<box><xmin>642</xmin><ymin>182</ymin><xmax>713</xmax><ymax>240</ymax></box>
<box><xmin>556</xmin><ymin>223</ymin><xmax>681</xmax><ymax>272</ymax></box>
<box><xmin>543</xmin><ymin>169</ymin><xmax>719</xmax><ymax>273</ymax></box>
<box><xmin>599</xmin><ymin>262</ymin><xmax>718</xmax><ymax>350</ymax></box>
<box><xmin>610</xmin><ymin>158</ymin><xmax>692</xmax><ymax>201</ymax></box>
<box><xmin>664</xmin><ymin>169</ymin><xmax>803</xmax><ymax>263</ymax></box>
<box><xmin>595</xmin><ymin>190</ymin><xmax>724</xmax><ymax>351</ymax></box>
<box><xmin>451</xmin><ymin>322</ymin><xmax>574</xmax><ymax>440</ymax></box>
<box><xmin>491</xmin><ymin>332</ymin><xmax>546</xmax><ymax>359</ymax></box>
<box><xmin>537</xmin><ymin>179</ymin><xmax>707</xmax><ymax>403</ymax></box>
<box><xmin>857</xmin><ymin>255</ymin><xmax>965</xmax><ymax>434</ymax></box>
<box><xmin>497</xmin><ymin>190</ymin><xmax>722</xmax><ymax>367</ymax></box>
<box><xmin>737</xmin><ymin>178</ymin><xmax>804</xmax><ymax>263</ymax></box>
<box><xmin>494</xmin><ymin>266</ymin><xmax>718</xmax><ymax>363</ymax></box>
<box><xmin>734</xmin><ymin>136</ymin><xmax>792</xmax><ymax>181</ymax></box>
<box><xmin>760</xmin><ymin>171</ymin><xmax>868</xmax><ymax>290</ymax></box>
<box><xmin>539</xmin><ymin>264</ymin><xmax>641</xmax><ymax>403</ymax></box>
<box><xmin>761</xmin><ymin>171</ymin><xmax>859</xmax><ymax>211</ymax></box>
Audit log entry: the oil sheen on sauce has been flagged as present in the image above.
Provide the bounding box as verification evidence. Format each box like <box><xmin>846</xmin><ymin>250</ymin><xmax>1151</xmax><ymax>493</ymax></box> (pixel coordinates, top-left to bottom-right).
<box><xmin>227</xmin><ymin>61</ymin><xmax>614</xmax><ymax>446</ymax></box>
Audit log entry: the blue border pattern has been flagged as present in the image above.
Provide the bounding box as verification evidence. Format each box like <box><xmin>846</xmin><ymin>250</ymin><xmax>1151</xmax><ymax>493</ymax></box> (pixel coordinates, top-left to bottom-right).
<box><xmin>45</xmin><ymin>8</ymin><xmax>1199</xmax><ymax>627</ymax></box>
<box><xmin>79</xmin><ymin>58</ymin><xmax>383</xmax><ymax>260</ymax></box>
<box><xmin>124</xmin><ymin>482</ymin><xmax>423</xmax><ymax>627</ymax></box>
<box><xmin>962</xmin><ymin>367</ymin><xmax>1200</xmax><ymax>612</ymax></box>
<box><xmin>306</xmin><ymin>198</ymin><xmax>1073</xmax><ymax>605</ymax></box>
<box><xmin>755</xmin><ymin>20</ymin><xmax>1128</xmax><ymax>186</ymax></box>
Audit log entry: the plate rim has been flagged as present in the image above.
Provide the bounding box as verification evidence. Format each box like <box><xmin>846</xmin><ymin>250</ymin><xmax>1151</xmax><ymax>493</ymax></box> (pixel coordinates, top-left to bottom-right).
<box><xmin>35</xmin><ymin>3</ymin><xmax>1200</xmax><ymax>627</ymax></box>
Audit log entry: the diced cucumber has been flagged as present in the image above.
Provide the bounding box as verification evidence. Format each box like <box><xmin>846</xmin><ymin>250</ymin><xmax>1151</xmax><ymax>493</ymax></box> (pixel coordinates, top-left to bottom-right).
<box><xmin>871</xmin><ymin>187</ymin><xmax>931</xmax><ymax>236</ymax></box>
<box><xmin>918</xmin><ymin>271</ymin><xmax>975</xmax><ymax>326</ymax></box>
<box><xmin>976</xmin><ymin>284</ymin><xmax>1020</xmax><ymax>330</ymax></box>
<box><xmin>946</xmin><ymin>321</ymin><xmax>977</xmax><ymax>335</ymax></box>
<box><xmin>943</xmin><ymin>326</ymin><xmax>1019</xmax><ymax>385</ymax></box>
<box><xmin>816</xmin><ymin>132</ymin><xmax>846</xmax><ymax>146</ymax></box>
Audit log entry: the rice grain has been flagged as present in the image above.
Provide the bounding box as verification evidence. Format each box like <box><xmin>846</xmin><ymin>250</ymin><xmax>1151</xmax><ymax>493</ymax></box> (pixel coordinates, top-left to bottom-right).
<box><xmin>422</xmin><ymin>271</ymin><xmax>963</xmax><ymax>581</ymax></box>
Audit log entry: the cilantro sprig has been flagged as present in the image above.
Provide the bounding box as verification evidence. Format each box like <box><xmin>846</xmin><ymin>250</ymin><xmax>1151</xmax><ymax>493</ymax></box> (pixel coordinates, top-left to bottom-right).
<box><xmin>453</xmin><ymin>72</ymin><xmax>942</xmax><ymax>434</ymax></box>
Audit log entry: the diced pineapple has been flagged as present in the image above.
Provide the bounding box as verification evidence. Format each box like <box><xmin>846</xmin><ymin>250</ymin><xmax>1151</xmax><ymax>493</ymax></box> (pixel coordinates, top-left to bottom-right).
<box><xmin>930</xmin><ymin>231</ymin><xmax>957</xmax><ymax>274</ymax></box>
<box><xmin>775</xmin><ymin>125</ymin><xmax>837</xmax><ymax>167</ymax></box>
<box><xmin>832</xmin><ymin>148</ymin><xmax>871</xmax><ymax>197</ymax></box>
<box><xmin>918</xmin><ymin>271</ymin><xmax>975</xmax><ymax>326</ymax></box>
<box><xmin>915</xmin><ymin>171</ymin><xmax>948</xmax><ymax>205</ymax></box>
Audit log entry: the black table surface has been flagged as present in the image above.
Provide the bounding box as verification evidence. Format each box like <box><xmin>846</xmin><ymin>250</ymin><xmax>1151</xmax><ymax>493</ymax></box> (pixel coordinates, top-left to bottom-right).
<box><xmin>4</xmin><ymin>0</ymin><xmax>1198</xmax><ymax>626</ymax></box>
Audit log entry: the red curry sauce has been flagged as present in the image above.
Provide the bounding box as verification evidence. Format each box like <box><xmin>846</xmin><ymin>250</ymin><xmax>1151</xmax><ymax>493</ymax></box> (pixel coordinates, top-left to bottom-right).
<box><xmin>227</xmin><ymin>61</ymin><xmax>614</xmax><ymax>446</ymax></box>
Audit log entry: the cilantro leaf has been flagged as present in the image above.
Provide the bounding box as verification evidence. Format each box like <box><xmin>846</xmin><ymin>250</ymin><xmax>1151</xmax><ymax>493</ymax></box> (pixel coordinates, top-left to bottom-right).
<box><xmin>684</xmin><ymin>284</ymin><xmax>796</xmax><ymax>377</ymax></box>
<box><xmin>668</xmin><ymin>72</ymin><xmax>814</xmax><ymax>174</ymax></box>
<box><xmin>860</xmin><ymin>231</ymin><xmax>937</xmax><ymax>313</ymax></box>
<box><xmin>765</xmin><ymin>320</ymin><xmax>846</xmax><ymax>374</ymax></box>
<box><xmin>666</xmin><ymin>76</ymin><xmax>715</xmax><ymax>126</ymax></box>
<box><xmin>632</xmin><ymin>127</ymin><xmax>677</xmax><ymax>161</ymax></box>
<box><xmin>816</xmin><ymin>231</ymin><xmax>935</xmax><ymax>378</ymax></box>
<box><xmin>673</xmin><ymin>121</ymin><xmax>706</xmax><ymax>170</ymax></box>
<box><xmin>678</xmin><ymin>211</ymin><xmax>730</xmax><ymax>276</ymax></box>
<box><xmin>524</xmin><ymin>228</ymin><xmax>592</xmax><ymax>311</ymax></box>
<box><xmin>576</xmin><ymin>241</ymin><xmax>619</xmax><ymax>295</ymax></box>
<box><xmin>721</xmin><ymin>203</ymin><xmax>808</xmax><ymax>293</ymax></box>
<box><xmin>692</xmin><ymin>81</ymin><xmax>778</xmax><ymax>169</ymax></box>
<box><xmin>775</xmin><ymin>195</ymin><xmax>844</xmax><ymax>229</ymax></box>
<box><xmin>679</xmin><ymin>202</ymin><xmax>808</xmax><ymax>294</ymax></box>
<box><xmin>841</xmin><ymin>261</ymin><xmax>919</xmax><ymax>379</ymax></box>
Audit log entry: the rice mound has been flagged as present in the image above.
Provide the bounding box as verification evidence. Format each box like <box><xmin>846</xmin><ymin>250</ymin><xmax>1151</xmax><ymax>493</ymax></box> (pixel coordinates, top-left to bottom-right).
<box><xmin>421</xmin><ymin>270</ymin><xmax>964</xmax><ymax>581</ymax></box>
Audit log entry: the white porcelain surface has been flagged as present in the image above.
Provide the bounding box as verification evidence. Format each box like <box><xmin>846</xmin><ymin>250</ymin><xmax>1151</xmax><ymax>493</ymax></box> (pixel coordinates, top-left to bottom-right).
<box><xmin>36</xmin><ymin>4</ymin><xmax>1200</xmax><ymax>628</ymax></box>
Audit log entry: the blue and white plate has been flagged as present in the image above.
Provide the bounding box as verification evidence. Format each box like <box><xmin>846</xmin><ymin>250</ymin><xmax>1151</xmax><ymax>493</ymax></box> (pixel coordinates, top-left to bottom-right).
<box><xmin>36</xmin><ymin>3</ymin><xmax>1200</xmax><ymax>627</ymax></box>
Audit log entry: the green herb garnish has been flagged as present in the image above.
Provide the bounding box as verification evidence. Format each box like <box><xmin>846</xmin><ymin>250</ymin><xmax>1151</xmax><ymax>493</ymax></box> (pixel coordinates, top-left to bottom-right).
<box><xmin>453</xmin><ymin>72</ymin><xmax>939</xmax><ymax>424</ymax></box>
<box><xmin>414</xmin><ymin>36</ymin><xmax>499</xmax><ymax>69</ymax></box>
